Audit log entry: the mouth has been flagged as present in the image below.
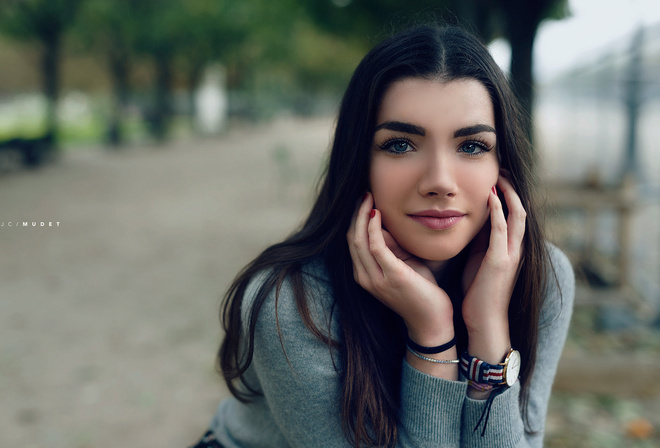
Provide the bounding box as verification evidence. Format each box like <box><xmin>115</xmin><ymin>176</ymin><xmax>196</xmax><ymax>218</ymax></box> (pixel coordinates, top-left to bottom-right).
<box><xmin>407</xmin><ymin>209</ymin><xmax>466</xmax><ymax>230</ymax></box>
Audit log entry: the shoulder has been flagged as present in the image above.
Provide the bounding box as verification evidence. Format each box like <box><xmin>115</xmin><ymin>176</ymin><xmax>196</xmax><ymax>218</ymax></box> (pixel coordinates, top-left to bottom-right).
<box><xmin>546</xmin><ymin>243</ymin><xmax>574</xmax><ymax>288</ymax></box>
<box><xmin>540</xmin><ymin>242</ymin><xmax>575</xmax><ymax>328</ymax></box>
<box><xmin>242</xmin><ymin>257</ymin><xmax>333</xmax><ymax>308</ymax></box>
<box><xmin>241</xmin><ymin>257</ymin><xmax>337</xmax><ymax>334</ymax></box>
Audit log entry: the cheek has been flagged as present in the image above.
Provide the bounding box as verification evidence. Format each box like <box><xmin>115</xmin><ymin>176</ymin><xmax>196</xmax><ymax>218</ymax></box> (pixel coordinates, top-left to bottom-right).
<box><xmin>463</xmin><ymin>164</ymin><xmax>498</xmax><ymax>213</ymax></box>
<box><xmin>369</xmin><ymin>161</ymin><xmax>407</xmax><ymax>206</ymax></box>
<box><xmin>463</xmin><ymin>162</ymin><xmax>498</xmax><ymax>186</ymax></box>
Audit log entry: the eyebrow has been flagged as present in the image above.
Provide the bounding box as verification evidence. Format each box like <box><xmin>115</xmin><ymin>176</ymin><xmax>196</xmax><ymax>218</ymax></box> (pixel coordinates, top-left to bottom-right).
<box><xmin>374</xmin><ymin>121</ymin><xmax>425</xmax><ymax>136</ymax></box>
<box><xmin>374</xmin><ymin>121</ymin><xmax>496</xmax><ymax>138</ymax></box>
<box><xmin>453</xmin><ymin>124</ymin><xmax>496</xmax><ymax>137</ymax></box>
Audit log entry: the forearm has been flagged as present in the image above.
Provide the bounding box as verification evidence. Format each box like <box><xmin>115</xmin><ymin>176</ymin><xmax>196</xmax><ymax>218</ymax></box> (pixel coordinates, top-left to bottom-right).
<box><xmin>465</xmin><ymin>317</ymin><xmax>511</xmax><ymax>399</ymax></box>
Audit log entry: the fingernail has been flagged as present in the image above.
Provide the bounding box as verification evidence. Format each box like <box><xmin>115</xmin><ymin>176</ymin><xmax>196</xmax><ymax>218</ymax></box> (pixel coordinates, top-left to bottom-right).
<box><xmin>370</xmin><ymin>209</ymin><xmax>376</xmax><ymax>219</ymax></box>
<box><xmin>492</xmin><ymin>186</ymin><xmax>497</xmax><ymax>195</ymax></box>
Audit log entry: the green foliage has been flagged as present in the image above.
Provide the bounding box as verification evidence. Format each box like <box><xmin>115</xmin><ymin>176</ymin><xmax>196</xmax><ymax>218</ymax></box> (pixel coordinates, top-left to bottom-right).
<box><xmin>72</xmin><ymin>0</ymin><xmax>140</xmax><ymax>53</ymax></box>
<box><xmin>0</xmin><ymin>0</ymin><xmax>83</xmax><ymax>41</ymax></box>
<box><xmin>537</xmin><ymin>0</ymin><xmax>571</xmax><ymax>23</ymax></box>
<box><xmin>302</xmin><ymin>0</ymin><xmax>452</xmax><ymax>46</ymax></box>
<box><xmin>0</xmin><ymin>0</ymin><xmax>573</xmax><ymax>144</ymax></box>
<box><xmin>287</xmin><ymin>22</ymin><xmax>366</xmax><ymax>93</ymax></box>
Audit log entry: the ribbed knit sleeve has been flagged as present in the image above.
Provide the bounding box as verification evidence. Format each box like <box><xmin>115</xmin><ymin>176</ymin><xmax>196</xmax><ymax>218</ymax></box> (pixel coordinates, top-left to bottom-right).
<box><xmin>397</xmin><ymin>361</ymin><xmax>466</xmax><ymax>447</ymax></box>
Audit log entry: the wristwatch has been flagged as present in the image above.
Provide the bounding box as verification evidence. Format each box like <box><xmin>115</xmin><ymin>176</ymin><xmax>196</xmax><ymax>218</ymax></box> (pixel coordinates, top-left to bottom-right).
<box><xmin>460</xmin><ymin>348</ymin><xmax>521</xmax><ymax>387</ymax></box>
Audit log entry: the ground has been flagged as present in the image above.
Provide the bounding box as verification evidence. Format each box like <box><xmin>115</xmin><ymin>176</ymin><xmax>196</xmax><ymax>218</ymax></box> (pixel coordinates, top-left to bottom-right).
<box><xmin>0</xmin><ymin>116</ymin><xmax>331</xmax><ymax>447</ymax></box>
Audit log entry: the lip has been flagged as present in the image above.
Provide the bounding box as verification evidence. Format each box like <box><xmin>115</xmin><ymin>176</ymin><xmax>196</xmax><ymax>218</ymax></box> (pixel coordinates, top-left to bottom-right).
<box><xmin>408</xmin><ymin>209</ymin><xmax>466</xmax><ymax>230</ymax></box>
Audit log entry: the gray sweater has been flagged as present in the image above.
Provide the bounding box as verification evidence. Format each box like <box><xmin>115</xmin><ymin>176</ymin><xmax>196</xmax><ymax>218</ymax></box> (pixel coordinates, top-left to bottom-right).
<box><xmin>210</xmin><ymin>244</ymin><xmax>574</xmax><ymax>447</ymax></box>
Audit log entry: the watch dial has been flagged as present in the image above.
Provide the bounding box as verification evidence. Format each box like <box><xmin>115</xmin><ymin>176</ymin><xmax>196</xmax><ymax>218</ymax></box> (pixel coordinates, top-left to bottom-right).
<box><xmin>506</xmin><ymin>351</ymin><xmax>521</xmax><ymax>386</ymax></box>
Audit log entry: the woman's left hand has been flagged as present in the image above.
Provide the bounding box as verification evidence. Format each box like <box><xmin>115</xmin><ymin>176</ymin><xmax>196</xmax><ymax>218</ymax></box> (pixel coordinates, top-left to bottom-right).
<box><xmin>461</xmin><ymin>173</ymin><xmax>526</xmax><ymax>359</ymax></box>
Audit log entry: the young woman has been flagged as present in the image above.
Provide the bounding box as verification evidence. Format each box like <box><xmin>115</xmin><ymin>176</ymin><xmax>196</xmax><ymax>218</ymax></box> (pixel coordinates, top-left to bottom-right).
<box><xmin>191</xmin><ymin>24</ymin><xmax>574</xmax><ymax>448</ymax></box>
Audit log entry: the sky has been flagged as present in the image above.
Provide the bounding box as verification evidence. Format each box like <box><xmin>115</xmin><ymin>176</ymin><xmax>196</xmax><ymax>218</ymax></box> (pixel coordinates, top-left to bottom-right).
<box><xmin>489</xmin><ymin>0</ymin><xmax>660</xmax><ymax>82</ymax></box>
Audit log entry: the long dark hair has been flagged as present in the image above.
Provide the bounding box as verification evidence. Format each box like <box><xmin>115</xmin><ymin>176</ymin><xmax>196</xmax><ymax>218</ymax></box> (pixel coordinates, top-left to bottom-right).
<box><xmin>218</xmin><ymin>24</ymin><xmax>549</xmax><ymax>447</ymax></box>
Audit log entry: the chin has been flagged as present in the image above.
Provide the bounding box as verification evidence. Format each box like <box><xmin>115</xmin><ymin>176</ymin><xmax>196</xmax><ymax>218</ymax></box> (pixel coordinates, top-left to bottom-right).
<box><xmin>401</xmin><ymin>240</ymin><xmax>466</xmax><ymax>262</ymax></box>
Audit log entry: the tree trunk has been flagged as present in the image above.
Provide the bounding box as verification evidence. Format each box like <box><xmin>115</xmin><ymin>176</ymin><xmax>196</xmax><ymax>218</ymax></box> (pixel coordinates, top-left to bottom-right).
<box><xmin>108</xmin><ymin>48</ymin><xmax>130</xmax><ymax>147</ymax></box>
<box><xmin>499</xmin><ymin>0</ymin><xmax>549</xmax><ymax>148</ymax></box>
<box><xmin>42</xmin><ymin>31</ymin><xmax>60</xmax><ymax>143</ymax></box>
<box><xmin>150</xmin><ymin>53</ymin><xmax>172</xmax><ymax>141</ymax></box>
<box><xmin>507</xmin><ymin>18</ymin><xmax>537</xmax><ymax>145</ymax></box>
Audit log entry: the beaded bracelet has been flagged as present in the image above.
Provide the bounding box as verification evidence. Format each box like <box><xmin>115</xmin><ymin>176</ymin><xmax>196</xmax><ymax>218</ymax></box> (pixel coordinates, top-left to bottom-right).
<box><xmin>407</xmin><ymin>346</ymin><xmax>459</xmax><ymax>364</ymax></box>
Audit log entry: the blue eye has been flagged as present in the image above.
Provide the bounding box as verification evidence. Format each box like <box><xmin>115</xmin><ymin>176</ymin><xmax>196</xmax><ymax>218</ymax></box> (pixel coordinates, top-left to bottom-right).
<box><xmin>378</xmin><ymin>138</ymin><xmax>413</xmax><ymax>154</ymax></box>
<box><xmin>459</xmin><ymin>141</ymin><xmax>492</xmax><ymax>156</ymax></box>
<box><xmin>392</xmin><ymin>141</ymin><xmax>410</xmax><ymax>152</ymax></box>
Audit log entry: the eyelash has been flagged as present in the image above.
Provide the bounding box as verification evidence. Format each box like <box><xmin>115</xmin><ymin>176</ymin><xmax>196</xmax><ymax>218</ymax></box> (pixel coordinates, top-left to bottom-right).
<box><xmin>459</xmin><ymin>138</ymin><xmax>494</xmax><ymax>157</ymax></box>
<box><xmin>376</xmin><ymin>136</ymin><xmax>495</xmax><ymax>157</ymax></box>
<box><xmin>377</xmin><ymin>136</ymin><xmax>414</xmax><ymax>154</ymax></box>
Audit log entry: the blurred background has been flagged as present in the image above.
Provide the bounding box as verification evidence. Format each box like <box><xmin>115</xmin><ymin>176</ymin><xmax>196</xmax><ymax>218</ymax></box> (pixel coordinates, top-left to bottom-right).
<box><xmin>1</xmin><ymin>0</ymin><xmax>659</xmax><ymax>446</ymax></box>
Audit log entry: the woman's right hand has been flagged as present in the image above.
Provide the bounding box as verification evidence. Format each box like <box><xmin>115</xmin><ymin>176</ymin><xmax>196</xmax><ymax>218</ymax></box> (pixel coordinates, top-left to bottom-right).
<box><xmin>346</xmin><ymin>193</ymin><xmax>455</xmax><ymax>346</ymax></box>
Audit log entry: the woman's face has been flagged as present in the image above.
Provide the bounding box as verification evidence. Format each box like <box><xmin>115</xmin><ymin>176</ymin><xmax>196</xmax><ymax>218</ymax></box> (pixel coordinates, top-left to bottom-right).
<box><xmin>369</xmin><ymin>78</ymin><xmax>500</xmax><ymax>262</ymax></box>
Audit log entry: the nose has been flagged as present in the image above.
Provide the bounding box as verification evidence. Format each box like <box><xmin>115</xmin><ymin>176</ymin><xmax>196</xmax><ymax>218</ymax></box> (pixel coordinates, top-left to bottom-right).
<box><xmin>418</xmin><ymin>151</ymin><xmax>458</xmax><ymax>198</ymax></box>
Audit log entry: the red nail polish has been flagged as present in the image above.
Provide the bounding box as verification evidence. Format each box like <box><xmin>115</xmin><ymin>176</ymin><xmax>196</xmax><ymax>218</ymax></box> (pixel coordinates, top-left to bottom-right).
<box><xmin>492</xmin><ymin>186</ymin><xmax>497</xmax><ymax>195</ymax></box>
<box><xmin>370</xmin><ymin>209</ymin><xmax>376</xmax><ymax>218</ymax></box>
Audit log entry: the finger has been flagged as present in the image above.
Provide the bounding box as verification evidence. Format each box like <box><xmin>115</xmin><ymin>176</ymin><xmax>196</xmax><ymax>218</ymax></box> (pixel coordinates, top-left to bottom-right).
<box><xmin>349</xmin><ymin>193</ymin><xmax>383</xmax><ymax>280</ymax></box>
<box><xmin>367</xmin><ymin>209</ymin><xmax>407</xmax><ymax>277</ymax></box>
<box><xmin>347</xmin><ymin>193</ymin><xmax>373</xmax><ymax>283</ymax></box>
<box><xmin>347</xmin><ymin>232</ymin><xmax>370</xmax><ymax>285</ymax></box>
<box><xmin>487</xmin><ymin>185</ymin><xmax>508</xmax><ymax>258</ymax></box>
<box><xmin>496</xmin><ymin>176</ymin><xmax>526</xmax><ymax>255</ymax></box>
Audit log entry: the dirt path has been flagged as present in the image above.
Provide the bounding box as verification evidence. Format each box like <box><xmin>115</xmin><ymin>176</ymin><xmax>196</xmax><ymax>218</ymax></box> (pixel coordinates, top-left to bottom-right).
<box><xmin>0</xmin><ymin>116</ymin><xmax>334</xmax><ymax>448</ymax></box>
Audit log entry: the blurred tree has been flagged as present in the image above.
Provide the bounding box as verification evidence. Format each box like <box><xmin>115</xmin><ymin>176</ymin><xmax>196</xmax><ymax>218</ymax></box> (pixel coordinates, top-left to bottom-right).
<box><xmin>0</xmin><ymin>0</ymin><xmax>84</xmax><ymax>143</ymax></box>
<box><xmin>73</xmin><ymin>0</ymin><xmax>141</xmax><ymax>146</ymax></box>
<box><xmin>301</xmin><ymin>0</ymin><xmax>451</xmax><ymax>47</ymax></box>
<box><xmin>72</xmin><ymin>0</ymin><xmax>254</xmax><ymax>142</ymax></box>
<box><xmin>174</xmin><ymin>0</ymin><xmax>252</xmax><ymax>129</ymax></box>
<box><xmin>287</xmin><ymin>21</ymin><xmax>367</xmax><ymax>95</ymax></box>
<box><xmin>127</xmin><ymin>0</ymin><xmax>183</xmax><ymax>140</ymax></box>
<box><xmin>498</xmin><ymin>0</ymin><xmax>569</xmax><ymax>140</ymax></box>
<box><xmin>129</xmin><ymin>0</ymin><xmax>299</xmax><ymax>138</ymax></box>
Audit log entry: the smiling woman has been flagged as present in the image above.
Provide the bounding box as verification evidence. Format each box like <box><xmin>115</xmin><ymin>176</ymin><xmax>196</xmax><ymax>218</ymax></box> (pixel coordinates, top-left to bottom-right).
<box><xmin>189</xmin><ymin>24</ymin><xmax>575</xmax><ymax>448</ymax></box>
<box><xmin>370</xmin><ymin>78</ymin><xmax>499</xmax><ymax>263</ymax></box>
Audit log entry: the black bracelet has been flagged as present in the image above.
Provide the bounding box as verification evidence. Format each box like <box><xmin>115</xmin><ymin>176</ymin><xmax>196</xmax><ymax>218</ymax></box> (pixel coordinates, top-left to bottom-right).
<box><xmin>406</xmin><ymin>335</ymin><xmax>456</xmax><ymax>354</ymax></box>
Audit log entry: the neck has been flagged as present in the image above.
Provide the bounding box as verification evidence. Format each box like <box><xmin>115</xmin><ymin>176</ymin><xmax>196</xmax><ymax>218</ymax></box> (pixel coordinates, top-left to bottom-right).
<box><xmin>423</xmin><ymin>259</ymin><xmax>449</xmax><ymax>277</ymax></box>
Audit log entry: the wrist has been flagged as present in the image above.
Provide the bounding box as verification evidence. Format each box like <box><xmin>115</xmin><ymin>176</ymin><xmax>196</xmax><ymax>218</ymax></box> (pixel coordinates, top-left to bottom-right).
<box><xmin>407</xmin><ymin>334</ymin><xmax>456</xmax><ymax>354</ymax></box>
<box><xmin>406</xmin><ymin>345</ymin><xmax>459</xmax><ymax>381</ymax></box>
<box><xmin>462</xmin><ymin>293</ymin><xmax>509</xmax><ymax>332</ymax></box>
<box><xmin>466</xmin><ymin>324</ymin><xmax>511</xmax><ymax>365</ymax></box>
<box><xmin>461</xmin><ymin>348</ymin><xmax>521</xmax><ymax>387</ymax></box>
<box><xmin>464</xmin><ymin>313</ymin><xmax>509</xmax><ymax>336</ymax></box>
<box><xmin>406</xmin><ymin>322</ymin><xmax>455</xmax><ymax>348</ymax></box>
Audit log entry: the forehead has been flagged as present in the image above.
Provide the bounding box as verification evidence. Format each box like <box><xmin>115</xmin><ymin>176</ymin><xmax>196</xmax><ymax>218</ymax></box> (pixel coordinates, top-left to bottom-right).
<box><xmin>376</xmin><ymin>78</ymin><xmax>495</xmax><ymax>131</ymax></box>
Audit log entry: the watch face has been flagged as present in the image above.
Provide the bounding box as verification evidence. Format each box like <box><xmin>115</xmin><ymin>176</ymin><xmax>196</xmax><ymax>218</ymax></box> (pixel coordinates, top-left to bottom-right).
<box><xmin>505</xmin><ymin>350</ymin><xmax>521</xmax><ymax>386</ymax></box>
